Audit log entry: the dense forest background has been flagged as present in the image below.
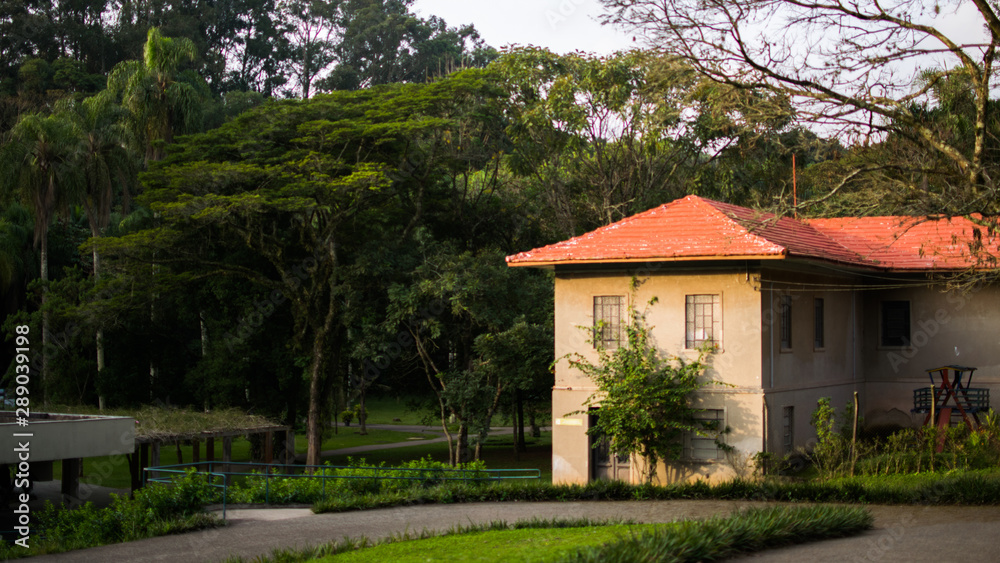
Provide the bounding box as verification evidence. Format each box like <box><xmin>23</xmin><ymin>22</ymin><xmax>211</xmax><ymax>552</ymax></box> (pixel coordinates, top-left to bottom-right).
<box><xmin>1</xmin><ymin>0</ymin><xmax>995</xmax><ymax>464</ymax></box>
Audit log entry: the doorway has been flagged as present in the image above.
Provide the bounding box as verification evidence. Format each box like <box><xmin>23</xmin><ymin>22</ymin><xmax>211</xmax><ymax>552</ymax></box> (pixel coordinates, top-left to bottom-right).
<box><xmin>589</xmin><ymin>412</ymin><xmax>630</xmax><ymax>481</ymax></box>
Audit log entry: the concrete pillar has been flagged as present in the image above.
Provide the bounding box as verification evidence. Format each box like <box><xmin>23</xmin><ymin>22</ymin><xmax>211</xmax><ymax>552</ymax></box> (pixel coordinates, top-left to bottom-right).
<box><xmin>285</xmin><ymin>430</ymin><xmax>295</xmax><ymax>471</ymax></box>
<box><xmin>223</xmin><ymin>436</ymin><xmax>232</xmax><ymax>473</ymax></box>
<box><xmin>61</xmin><ymin>458</ymin><xmax>80</xmax><ymax>499</ymax></box>
<box><xmin>140</xmin><ymin>443</ymin><xmax>149</xmax><ymax>486</ymax></box>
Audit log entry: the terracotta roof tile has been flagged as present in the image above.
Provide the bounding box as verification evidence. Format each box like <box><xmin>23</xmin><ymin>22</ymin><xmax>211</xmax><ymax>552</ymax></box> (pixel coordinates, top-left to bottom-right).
<box><xmin>506</xmin><ymin>195</ymin><xmax>1000</xmax><ymax>271</ymax></box>
<box><xmin>808</xmin><ymin>215</ymin><xmax>1000</xmax><ymax>270</ymax></box>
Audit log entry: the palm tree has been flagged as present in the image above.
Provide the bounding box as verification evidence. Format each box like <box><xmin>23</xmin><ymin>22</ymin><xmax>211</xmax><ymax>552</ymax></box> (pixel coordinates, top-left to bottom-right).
<box><xmin>106</xmin><ymin>27</ymin><xmax>202</xmax><ymax>163</ymax></box>
<box><xmin>60</xmin><ymin>94</ymin><xmax>139</xmax><ymax>408</ymax></box>
<box><xmin>107</xmin><ymin>27</ymin><xmax>202</xmax><ymax>397</ymax></box>
<box><xmin>0</xmin><ymin>113</ymin><xmax>82</xmax><ymax>402</ymax></box>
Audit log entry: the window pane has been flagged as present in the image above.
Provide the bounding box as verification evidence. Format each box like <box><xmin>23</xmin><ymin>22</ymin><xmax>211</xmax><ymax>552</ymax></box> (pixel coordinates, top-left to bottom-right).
<box><xmin>685</xmin><ymin>294</ymin><xmax>721</xmax><ymax>349</ymax></box>
<box><xmin>779</xmin><ymin>295</ymin><xmax>792</xmax><ymax>349</ymax></box>
<box><xmin>688</xmin><ymin>409</ymin><xmax>725</xmax><ymax>461</ymax></box>
<box><xmin>881</xmin><ymin>301</ymin><xmax>910</xmax><ymax>346</ymax></box>
<box><xmin>594</xmin><ymin>296</ymin><xmax>623</xmax><ymax>349</ymax></box>
<box><xmin>814</xmin><ymin>298</ymin><xmax>824</xmax><ymax>349</ymax></box>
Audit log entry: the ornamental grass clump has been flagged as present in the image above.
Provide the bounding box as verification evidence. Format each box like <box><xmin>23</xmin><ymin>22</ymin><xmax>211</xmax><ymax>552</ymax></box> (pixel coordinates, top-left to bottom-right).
<box><xmin>560</xmin><ymin>505</ymin><xmax>873</xmax><ymax>563</ymax></box>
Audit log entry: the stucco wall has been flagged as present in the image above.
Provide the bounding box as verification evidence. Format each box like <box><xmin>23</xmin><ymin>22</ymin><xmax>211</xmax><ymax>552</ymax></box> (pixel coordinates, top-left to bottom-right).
<box><xmin>759</xmin><ymin>267</ymin><xmax>864</xmax><ymax>453</ymax></box>
<box><xmin>551</xmin><ymin>268</ymin><xmax>765</xmax><ymax>484</ymax></box>
<box><xmin>861</xmin><ymin>284</ymin><xmax>1000</xmax><ymax>427</ymax></box>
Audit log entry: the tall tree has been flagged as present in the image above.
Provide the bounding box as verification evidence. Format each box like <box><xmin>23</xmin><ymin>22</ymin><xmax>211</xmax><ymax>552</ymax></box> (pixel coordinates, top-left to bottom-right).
<box><xmin>106</xmin><ymin>27</ymin><xmax>201</xmax><ymax>163</ymax></box>
<box><xmin>0</xmin><ymin>112</ymin><xmax>81</xmax><ymax>400</ymax></box>
<box><xmin>60</xmin><ymin>93</ymin><xmax>138</xmax><ymax>406</ymax></box>
<box><xmin>280</xmin><ymin>0</ymin><xmax>343</xmax><ymax>98</ymax></box>
<box><xmin>495</xmin><ymin>47</ymin><xmax>794</xmax><ymax>236</ymax></box>
<box><xmin>94</xmin><ymin>71</ymin><xmax>507</xmax><ymax>465</ymax></box>
<box><xmin>321</xmin><ymin>0</ymin><xmax>495</xmax><ymax>92</ymax></box>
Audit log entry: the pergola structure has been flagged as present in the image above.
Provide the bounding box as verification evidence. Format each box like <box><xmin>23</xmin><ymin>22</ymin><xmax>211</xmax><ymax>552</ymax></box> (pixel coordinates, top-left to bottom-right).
<box><xmin>131</xmin><ymin>425</ymin><xmax>293</xmax><ymax>491</ymax></box>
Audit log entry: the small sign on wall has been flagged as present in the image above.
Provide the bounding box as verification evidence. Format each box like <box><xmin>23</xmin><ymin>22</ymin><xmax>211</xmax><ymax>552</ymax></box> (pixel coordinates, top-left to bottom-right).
<box><xmin>555</xmin><ymin>418</ymin><xmax>583</xmax><ymax>426</ymax></box>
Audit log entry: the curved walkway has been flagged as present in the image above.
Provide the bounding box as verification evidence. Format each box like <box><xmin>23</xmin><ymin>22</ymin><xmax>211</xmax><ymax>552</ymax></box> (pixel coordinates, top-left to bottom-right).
<box><xmin>25</xmin><ymin>501</ymin><xmax>1000</xmax><ymax>563</ymax></box>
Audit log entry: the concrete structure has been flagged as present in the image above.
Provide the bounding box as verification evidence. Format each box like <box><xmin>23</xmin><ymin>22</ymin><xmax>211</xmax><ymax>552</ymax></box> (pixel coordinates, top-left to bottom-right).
<box><xmin>0</xmin><ymin>412</ymin><xmax>135</xmax><ymax>499</ymax></box>
<box><xmin>507</xmin><ymin>195</ymin><xmax>1000</xmax><ymax>485</ymax></box>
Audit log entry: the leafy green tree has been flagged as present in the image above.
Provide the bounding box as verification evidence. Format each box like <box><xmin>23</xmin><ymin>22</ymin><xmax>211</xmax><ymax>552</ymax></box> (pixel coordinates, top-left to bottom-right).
<box><xmin>386</xmin><ymin>244</ymin><xmax>552</xmax><ymax>464</ymax></box>
<box><xmin>280</xmin><ymin>0</ymin><xmax>343</xmax><ymax>98</ymax></box>
<box><xmin>60</xmin><ymin>93</ymin><xmax>138</xmax><ymax>405</ymax></box>
<box><xmin>568</xmin><ymin>279</ymin><xmax>721</xmax><ymax>484</ymax></box>
<box><xmin>95</xmin><ymin>71</ymin><xmax>507</xmax><ymax>465</ymax></box>
<box><xmin>320</xmin><ymin>0</ymin><xmax>496</xmax><ymax>92</ymax></box>
<box><xmin>494</xmin><ymin>48</ymin><xmax>794</xmax><ymax>236</ymax></box>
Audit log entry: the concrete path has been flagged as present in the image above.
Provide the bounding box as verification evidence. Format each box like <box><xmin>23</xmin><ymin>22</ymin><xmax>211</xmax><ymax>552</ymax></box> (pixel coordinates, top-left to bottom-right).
<box><xmin>21</xmin><ymin>501</ymin><xmax>1000</xmax><ymax>562</ymax></box>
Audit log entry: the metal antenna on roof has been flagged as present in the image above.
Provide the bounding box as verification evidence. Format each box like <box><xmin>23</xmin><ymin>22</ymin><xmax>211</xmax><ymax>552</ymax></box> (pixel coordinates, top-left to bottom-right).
<box><xmin>792</xmin><ymin>153</ymin><xmax>798</xmax><ymax>219</ymax></box>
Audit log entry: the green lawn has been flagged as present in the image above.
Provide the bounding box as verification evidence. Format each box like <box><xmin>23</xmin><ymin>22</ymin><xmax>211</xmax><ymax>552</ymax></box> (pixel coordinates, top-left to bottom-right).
<box><xmin>355</xmin><ymin>396</ymin><xmax>433</xmax><ymax>426</ymax></box>
<box><xmin>322</xmin><ymin>432</ymin><xmax>553</xmax><ymax>481</ymax></box>
<box><xmin>320</xmin><ymin>524</ymin><xmax>655</xmax><ymax>563</ymax></box>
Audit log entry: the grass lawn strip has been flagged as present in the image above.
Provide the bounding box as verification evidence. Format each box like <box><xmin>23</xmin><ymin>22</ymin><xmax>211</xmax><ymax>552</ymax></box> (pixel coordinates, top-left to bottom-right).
<box><xmin>323</xmin><ymin>525</ymin><xmax>654</xmax><ymax>563</ymax></box>
<box><xmin>235</xmin><ymin>506</ymin><xmax>871</xmax><ymax>563</ymax></box>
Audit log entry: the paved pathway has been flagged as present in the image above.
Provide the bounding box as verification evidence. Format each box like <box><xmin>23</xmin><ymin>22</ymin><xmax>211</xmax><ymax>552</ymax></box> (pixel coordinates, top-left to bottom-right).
<box><xmin>18</xmin><ymin>428</ymin><xmax>1000</xmax><ymax>562</ymax></box>
<box><xmin>22</xmin><ymin>501</ymin><xmax>1000</xmax><ymax>563</ymax></box>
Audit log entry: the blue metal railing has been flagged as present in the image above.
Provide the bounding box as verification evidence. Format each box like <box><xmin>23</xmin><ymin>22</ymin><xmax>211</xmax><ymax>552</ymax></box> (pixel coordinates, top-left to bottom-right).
<box><xmin>144</xmin><ymin>461</ymin><xmax>540</xmax><ymax>519</ymax></box>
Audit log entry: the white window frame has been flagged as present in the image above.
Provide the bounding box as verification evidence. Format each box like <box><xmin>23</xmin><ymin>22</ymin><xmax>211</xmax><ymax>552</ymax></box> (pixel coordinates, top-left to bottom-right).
<box><xmin>685</xmin><ymin>294</ymin><xmax>722</xmax><ymax>350</ymax></box>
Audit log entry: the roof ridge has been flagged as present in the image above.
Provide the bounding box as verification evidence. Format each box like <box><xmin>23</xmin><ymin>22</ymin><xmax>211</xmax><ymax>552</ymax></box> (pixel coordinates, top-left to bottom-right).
<box><xmin>687</xmin><ymin>196</ymin><xmax>789</xmax><ymax>255</ymax></box>
<box><xmin>702</xmin><ymin>198</ymin><xmax>867</xmax><ymax>263</ymax></box>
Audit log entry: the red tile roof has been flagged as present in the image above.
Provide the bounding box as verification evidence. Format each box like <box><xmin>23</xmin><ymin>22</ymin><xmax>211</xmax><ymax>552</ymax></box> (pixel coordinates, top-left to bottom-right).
<box><xmin>807</xmin><ymin>215</ymin><xmax>1000</xmax><ymax>270</ymax></box>
<box><xmin>506</xmin><ymin>195</ymin><xmax>1000</xmax><ymax>271</ymax></box>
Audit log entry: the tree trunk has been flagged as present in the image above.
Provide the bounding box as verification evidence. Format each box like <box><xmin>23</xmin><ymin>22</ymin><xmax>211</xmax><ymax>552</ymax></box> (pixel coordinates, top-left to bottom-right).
<box><xmin>456</xmin><ymin>422</ymin><xmax>470</xmax><ymax>464</ymax></box>
<box><xmin>305</xmin><ymin>275</ymin><xmax>338</xmax><ymax>468</ymax></box>
<box><xmin>40</xmin><ymin>230</ymin><xmax>49</xmax><ymax>406</ymax></box>
<box><xmin>305</xmin><ymin>335</ymin><xmax>327</xmax><ymax>469</ymax></box>
<box><xmin>94</xmin><ymin>243</ymin><xmax>105</xmax><ymax>410</ymax></box>
<box><xmin>358</xmin><ymin>386</ymin><xmax>367</xmax><ymax>435</ymax></box>
<box><xmin>515</xmin><ymin>388</ymin><xmax>526</xmax><ymax>452</ymax></box>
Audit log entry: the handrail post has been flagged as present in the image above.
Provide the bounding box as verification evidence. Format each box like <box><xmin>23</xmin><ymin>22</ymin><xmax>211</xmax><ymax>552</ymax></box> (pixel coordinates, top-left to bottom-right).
<box><xmin>223</xmin><ymin>473</ymin><xmax>228</xmax><ymax>520</ymax></box>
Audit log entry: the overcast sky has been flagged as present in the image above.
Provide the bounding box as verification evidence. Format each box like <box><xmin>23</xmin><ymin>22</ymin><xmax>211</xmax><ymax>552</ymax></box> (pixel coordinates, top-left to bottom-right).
<box><xmin>410</xmin><ymin>0</ymin><xmax>635</xmax><ymax>54</ymax></box>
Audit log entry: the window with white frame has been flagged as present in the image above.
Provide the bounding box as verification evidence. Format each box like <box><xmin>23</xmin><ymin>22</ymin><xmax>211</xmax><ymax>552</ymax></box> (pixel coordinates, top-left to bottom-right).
<box><xmin>686</xmin><ymin>409</ymin><xmax>726</xmax><ymax>461</ymax></box>
<box><xmin>593</xmin><ymin>295</ymin><xmax>623</xmax><ymax>349</ymax></box>
<box><xmin>685</xmin><ymin>294</ymin><xmax>721</xmax><ymax>349</ymax></box>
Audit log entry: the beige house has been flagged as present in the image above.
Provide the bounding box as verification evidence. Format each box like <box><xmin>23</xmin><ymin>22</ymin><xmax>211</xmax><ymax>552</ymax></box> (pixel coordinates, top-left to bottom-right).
<box><xmin>507</xmin><ymin>195</ymin><xmax>1000</xmax><ymax>485</ymax></box>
